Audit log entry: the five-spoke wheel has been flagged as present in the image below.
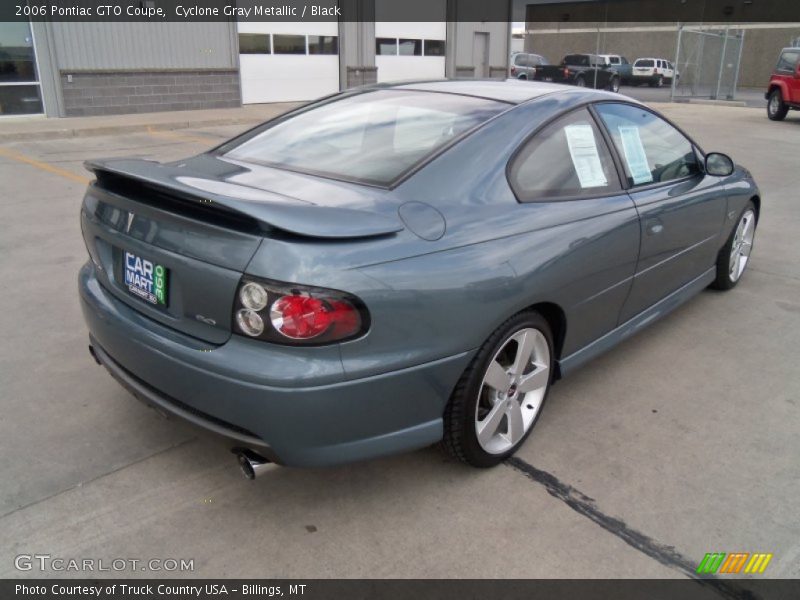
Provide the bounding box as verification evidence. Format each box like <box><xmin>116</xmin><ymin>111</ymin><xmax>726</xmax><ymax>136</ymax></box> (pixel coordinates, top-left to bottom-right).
<box><xmin>712</xmin><ymin>201</ymin><xmax>757</xmax><ymax>290</ymax></box>
<box><xmin>443</xmin><ymin>312</ymin><xmax>554</xmax><ymax>467</ymax></box>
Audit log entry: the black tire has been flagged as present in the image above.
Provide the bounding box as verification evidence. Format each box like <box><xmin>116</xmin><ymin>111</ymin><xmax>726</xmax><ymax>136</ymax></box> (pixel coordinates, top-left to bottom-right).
<box><xmin>607</xmin><ymin>76</ymin><xmax>620</xmax><ymax>93</ymax></box>
<box><xmin>767</xmin><ymin>89</ymin><xmax>789</xmax><ymax>121</ymax></box>
<box><xmin>650</xmin><ymin>75</ymin><xmax>663</xmax><ymax>88</ymax></box>
<box><xmin>518</xmin><ymin>74</ymin><xmax>527</xmax><ymax>80</ymax></box>
<box><xmin>711</xmin><ymin>201</ymin><xmax>757</xmax><ymax>291</ymax></box>
<box><xmin>442</xmin><ymin>311</ymin><xmax>554</xmax><ymax>468</ymax></box>
<box><xmin>574</xmin><ymin>76</ymin><xmax>586</xmax><ymax>88</ymax></box>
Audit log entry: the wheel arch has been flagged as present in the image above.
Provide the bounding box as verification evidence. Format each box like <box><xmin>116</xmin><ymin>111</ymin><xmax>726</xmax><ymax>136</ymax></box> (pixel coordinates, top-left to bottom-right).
<box><xmin>767</xmin><ymin>82</ymin><xmax>786</xmax><ymax>99</ymax></box>
<box><xmin>750</xmin><ymin>194</ymin><xmax>761</xmax><ymax>222</ymax></box>
<box><xmin>524</xmin><ymin>301</ymin><xmax>567</xmax><ymax>380</ymax></box>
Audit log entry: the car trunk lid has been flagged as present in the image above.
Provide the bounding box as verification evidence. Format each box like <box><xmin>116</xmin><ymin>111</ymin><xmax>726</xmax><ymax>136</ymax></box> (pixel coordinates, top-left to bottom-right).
<box><xmin>81</xmin><ymin>158</ymin><xmax>404</xmax><ymax>344</ymax></box>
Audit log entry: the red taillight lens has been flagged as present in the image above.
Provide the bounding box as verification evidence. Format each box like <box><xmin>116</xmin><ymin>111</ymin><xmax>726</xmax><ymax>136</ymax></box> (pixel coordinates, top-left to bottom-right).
<box><xmin>270</xmin><ymin>295</ymin><xmax>359</xmax><ymax>340</ymax></box>
<box><xmin>511</xmin><ymin>66</ymin><xmax>516</xmax><ymax>74</ymax></box>
<box><xmin>564</xmin><ymin>67</ymin><xmax>570</xmax><ymax>77</ymax></box>
<box><xmin>232</xmin><ymin>277</ymin><xmax>368</xmax><ymax>345</ymax></box>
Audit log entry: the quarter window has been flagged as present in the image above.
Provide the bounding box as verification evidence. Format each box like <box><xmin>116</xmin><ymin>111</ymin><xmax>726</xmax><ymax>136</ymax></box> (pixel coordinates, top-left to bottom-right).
<box><xmin>509</xmin><ymin>108</ymin><xmax>621</xmax><ymax>202</ymax></box>
<box><xmin>594</xmin><ymin>103</ymin><xmax>701</xmax><ymax>187</ymax></box>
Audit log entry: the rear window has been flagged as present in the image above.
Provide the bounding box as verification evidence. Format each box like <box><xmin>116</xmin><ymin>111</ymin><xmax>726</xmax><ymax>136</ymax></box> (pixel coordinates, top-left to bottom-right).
<box><xmin>636</xmin><ymin>59</ymin><xmax>655</xmax><ymax>67</ymax></box>
<box><xmin>564</xmin><ymin>54</ymin><xmax>589</xmax><ymax>66</ymax></box>
<box><xmin>223</xmin><ymin>90</ymin><xmax>507</xmax><ymax>186</ymax></box>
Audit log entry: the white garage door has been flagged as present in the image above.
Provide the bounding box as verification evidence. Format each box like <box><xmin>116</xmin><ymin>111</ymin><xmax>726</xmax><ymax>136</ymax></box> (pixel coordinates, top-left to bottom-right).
<box><xmin>238</xmin><ymin>22</ymin><xmax>340</xmax><ymax>104</ymax></box>
<box><xmin>375</xmin><ymin>21</ymin><xmax>446</xmax><ymax>83</ymax></box>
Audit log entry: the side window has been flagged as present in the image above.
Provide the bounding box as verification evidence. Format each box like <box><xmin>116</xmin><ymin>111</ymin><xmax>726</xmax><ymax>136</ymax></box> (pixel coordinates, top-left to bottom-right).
<box><xmin>509</xmin><ymin>108</ymin><xmax>621</xmax><ymax>202</ymax></box>
<box><xmin>777</xmin><ymin>51</ymin><xmax>799</xmax><ymax>71</ymax></box>
<box><xmin>595</xmin><ymin>103</ymin><xmax>701</xmax><ymax>187</ymax></box>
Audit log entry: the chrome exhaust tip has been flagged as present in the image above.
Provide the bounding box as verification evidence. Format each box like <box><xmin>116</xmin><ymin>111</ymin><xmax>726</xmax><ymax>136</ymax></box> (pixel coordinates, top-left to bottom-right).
<box><xmin>232</xmin><ymin>448</ymin><xmax>272</xmax><ymax>480</ymax></box>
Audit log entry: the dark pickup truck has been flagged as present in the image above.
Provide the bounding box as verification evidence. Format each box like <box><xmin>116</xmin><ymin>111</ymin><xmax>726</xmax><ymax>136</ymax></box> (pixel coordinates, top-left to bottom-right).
<box><xmin>533</xmin><ymin>54</ymin><xmax>620</xmax><ymax>92</ymax></box>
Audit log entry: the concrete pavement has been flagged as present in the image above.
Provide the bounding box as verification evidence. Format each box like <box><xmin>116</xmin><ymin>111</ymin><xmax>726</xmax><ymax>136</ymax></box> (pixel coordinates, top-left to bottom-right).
<box><xmin>0</xmin><ymin>102</ymin><xmax>798</xmax><ymax>585</ymax></box>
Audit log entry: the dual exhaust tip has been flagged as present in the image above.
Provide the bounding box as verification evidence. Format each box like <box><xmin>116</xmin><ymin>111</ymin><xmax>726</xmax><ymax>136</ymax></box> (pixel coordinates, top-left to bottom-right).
<box><xmin>232</xmin><ymin>448</ymin><xmax>272</xmax><ymax>480</ymax></box>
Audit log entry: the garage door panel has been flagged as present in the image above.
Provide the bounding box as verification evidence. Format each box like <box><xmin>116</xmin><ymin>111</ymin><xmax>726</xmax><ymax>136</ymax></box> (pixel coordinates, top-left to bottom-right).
<box><xmin>240</xmin><ymin>54</ymin><xmax>339</xmax><ymax>104</ymax></box>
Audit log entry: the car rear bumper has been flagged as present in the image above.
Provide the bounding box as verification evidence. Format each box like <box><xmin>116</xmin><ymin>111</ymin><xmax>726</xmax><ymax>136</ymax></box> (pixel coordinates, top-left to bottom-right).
<box><xmin>79</xmin><ymin>262</ymin><xmax>472</xmax><ymax>467</ymax></box>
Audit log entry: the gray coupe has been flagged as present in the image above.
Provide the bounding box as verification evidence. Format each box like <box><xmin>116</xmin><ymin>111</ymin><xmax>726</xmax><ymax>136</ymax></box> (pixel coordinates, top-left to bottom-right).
<box><xmin>78</xmin><ymin>80</ymin><xmax>760</xmax><ymax>474</ymax></box>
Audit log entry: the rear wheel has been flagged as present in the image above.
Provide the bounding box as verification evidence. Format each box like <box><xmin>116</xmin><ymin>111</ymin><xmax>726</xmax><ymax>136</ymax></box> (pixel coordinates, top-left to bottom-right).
<box><xmin>443</xmin><ymin>312</ymin><xmax>554</xmax><ymax>468</ymax></box>
<box><xmin>650</xmin><ymin>75</ymin><xmax>663</xmax><ymax>88</ymax></box>
<box><xmin>574</xmin><ymin>76</ymin><xmax>586</xmax><ymax>88</ymax></box>
<box><xmin>767</xmin><ymin>89</ymin><xmax>789</xmax><ymax>121</ymax></box>
<box><xmin>607</xmin><ymin>76</ymin><xmax>620</xmax><ymax>93</ymax></box>
<box><xmin>518</xmin><ymin>74</ymin><xmax>527</xmax><ymax>80</ymax></box>
<box><xmin>711</xmin><ymin>202</ymin><xmax>757</xmax><ymax>290</ymax></box>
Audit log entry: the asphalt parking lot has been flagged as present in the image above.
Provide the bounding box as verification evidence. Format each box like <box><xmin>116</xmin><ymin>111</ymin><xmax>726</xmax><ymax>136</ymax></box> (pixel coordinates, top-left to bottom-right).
<box><xmin>0</xmin><ymin>101</ymin><xmax>798</xmax><ymax>585</ymax></box>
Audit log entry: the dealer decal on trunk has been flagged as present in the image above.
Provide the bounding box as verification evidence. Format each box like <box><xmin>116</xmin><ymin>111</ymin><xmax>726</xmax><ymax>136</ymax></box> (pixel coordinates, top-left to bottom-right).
<box><xmin>124</xmin><ymin>251</ymin><xmax>168</xmax><ymax>306</ymax></box>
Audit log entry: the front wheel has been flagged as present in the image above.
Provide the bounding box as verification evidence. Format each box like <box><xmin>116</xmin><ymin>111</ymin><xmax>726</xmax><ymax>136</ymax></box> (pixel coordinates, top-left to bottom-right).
<box><xmin>711</xmin><ymin>202</ymin><xmax>757</xmax><ymax>290</ymax></box>
<box><xmin>767</xmin><ymin>89</ymin><xmax>789</xmax><ymax>121</ymax></box>
<box><xmin>443</xmin><ymin>312</ymin><xmax>554</xmax><ymax>468</ymax></box>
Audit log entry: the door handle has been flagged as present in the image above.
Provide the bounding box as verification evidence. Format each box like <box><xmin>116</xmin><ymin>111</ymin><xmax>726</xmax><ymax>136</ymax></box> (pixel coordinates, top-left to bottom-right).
<box><xmin>646</xmin><ymin>219</ymin><xmax>664</xmax><ymax>235</ymax></box>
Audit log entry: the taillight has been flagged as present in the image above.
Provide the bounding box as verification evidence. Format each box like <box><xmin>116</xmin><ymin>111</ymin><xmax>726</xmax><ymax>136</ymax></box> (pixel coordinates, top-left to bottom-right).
<box><xmin>232</xmin><ymin>277</ymin><xmax>368</xmax><ymax>345</ymax></box>
<box><xmin>563</xmin><ymin>67</ymin><xmax>570</xmax><ymax>77</ymax></box>
<box><xmin>511</xmin><ymin>66</ymin><xmax>516</xmax><ymax>74</ymax></box>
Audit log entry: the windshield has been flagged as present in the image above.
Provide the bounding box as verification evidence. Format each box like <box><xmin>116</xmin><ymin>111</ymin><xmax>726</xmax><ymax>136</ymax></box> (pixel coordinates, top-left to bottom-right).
<box><xmin>223</xmin><ymin>90</ymin><xmax>507</xmax><ymax>186</ymax></box>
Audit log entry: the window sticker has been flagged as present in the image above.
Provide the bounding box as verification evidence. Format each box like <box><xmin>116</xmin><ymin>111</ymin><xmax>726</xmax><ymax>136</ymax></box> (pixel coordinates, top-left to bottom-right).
<box><xmin>617</xmin><ymin>125</ymin><xmax>653</xmax><ymax>184</ymax></box>
<box><xmin>563</xmin><ymin>123</ymin><xmax>608</xmax><ymax>189</ymax></box>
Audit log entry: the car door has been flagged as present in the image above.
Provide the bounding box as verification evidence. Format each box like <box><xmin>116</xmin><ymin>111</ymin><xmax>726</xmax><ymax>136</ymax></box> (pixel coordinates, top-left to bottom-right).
<box><xmin>777</xmin><ymin>49</ymin><xmax>800</xmax><ymax>102</ymax></box>
<box><xmin>506</xmin><ymin>106</ymin><xmax>640</xmax><ymax>353</ymax></box>
<box><xmin>593</xmin><ymin>102</ymin><xmax>728</xmax><ymax>323</ymax></box>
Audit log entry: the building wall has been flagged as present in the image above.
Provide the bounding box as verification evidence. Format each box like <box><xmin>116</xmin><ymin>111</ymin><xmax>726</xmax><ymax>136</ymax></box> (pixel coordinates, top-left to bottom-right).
<box><xmin>448</xmin><ymin>21</ymin><xmax>510</xmax><ymax>78</ymax></box>
<box><xmin>43</xmin><ymin>22</ymin><xmax>240</xmax><ymax>116</ymax></box>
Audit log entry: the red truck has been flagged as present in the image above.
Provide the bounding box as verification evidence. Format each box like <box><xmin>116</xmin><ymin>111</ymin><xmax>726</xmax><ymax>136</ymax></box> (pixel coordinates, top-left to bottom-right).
<box><xmin>766</xmin><ymin>47</ymin><xmax>800</xmax><ymax>121</ymax></box>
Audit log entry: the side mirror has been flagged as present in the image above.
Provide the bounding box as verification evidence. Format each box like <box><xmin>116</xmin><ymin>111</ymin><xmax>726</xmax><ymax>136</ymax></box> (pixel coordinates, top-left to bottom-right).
<box><xmin>705</xmin><ymin>152</ymin><xmax>735</xmax><ymax>177</ymax></box>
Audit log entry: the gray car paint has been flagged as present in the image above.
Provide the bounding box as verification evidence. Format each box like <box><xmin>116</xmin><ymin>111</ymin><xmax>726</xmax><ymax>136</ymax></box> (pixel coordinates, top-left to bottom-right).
<box><xmin>78</xmin><ymin>80</ymin><xmax>760</xmax><ymax>467</ymax></box>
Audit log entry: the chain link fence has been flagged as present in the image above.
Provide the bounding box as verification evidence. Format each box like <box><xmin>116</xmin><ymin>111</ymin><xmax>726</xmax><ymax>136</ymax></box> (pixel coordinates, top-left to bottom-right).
<box><xmin>671</xmin><ymin>27</ymin><xmax>745</xmax><ymax>101</ymax></box>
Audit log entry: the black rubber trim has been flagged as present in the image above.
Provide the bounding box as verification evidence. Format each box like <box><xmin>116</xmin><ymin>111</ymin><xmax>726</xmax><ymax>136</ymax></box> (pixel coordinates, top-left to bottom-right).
<box><xmin>90</xmin><ymin>337</ymin><xmax>275</xmax><ymax>455</ymax></box>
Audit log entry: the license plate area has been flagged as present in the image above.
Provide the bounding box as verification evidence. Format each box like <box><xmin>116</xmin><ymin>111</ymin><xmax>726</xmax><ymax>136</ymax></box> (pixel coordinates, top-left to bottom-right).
<box><xmin>123</xmin><ymin>250</ymin><xmax>169</xmax><ymax>307</ymax></box>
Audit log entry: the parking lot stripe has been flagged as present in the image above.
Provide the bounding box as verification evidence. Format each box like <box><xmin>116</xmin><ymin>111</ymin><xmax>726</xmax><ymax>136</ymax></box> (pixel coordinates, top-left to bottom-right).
<box><xmin>146</xmin><ymin>126</ymin><xmax>216</xmax><ymax>145</ymax></box>
<box><xmin>0</xmin><ymin>147</ymin><xmax>91</xmax><ymax>185</ymax></box>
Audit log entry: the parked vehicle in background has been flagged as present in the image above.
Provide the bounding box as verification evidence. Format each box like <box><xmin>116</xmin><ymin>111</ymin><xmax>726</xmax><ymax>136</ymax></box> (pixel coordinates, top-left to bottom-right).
<box><xmin>510</xmin><ymin>52</ymin><xmax>549</xmax><ymax>80</ymax></box>
<box><xmin>766</xmin><ymin>47</ymin><xmax>800</xmax><ymax>121</ymax></box>
<box><xmin>631</xmin><ymin>58</ymin><xmax>675</xmax><ymax>87</ymax></box>
<box><xmin>533</xmin><ymin>54</ymin><xmax>620</xmax><ymax>92</ymax></box>
<box><xmin>598</xmin><ymin>54</ymin><xmax>633</xmax><ymax>84</ymax></box>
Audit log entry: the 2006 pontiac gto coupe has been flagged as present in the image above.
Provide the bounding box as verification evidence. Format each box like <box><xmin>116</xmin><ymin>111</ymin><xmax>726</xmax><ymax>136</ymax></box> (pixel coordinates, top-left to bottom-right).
<box><xmin>79</xmin><ymin>80</ymin><xmax>760</xmax><ymax>474</ymax></box>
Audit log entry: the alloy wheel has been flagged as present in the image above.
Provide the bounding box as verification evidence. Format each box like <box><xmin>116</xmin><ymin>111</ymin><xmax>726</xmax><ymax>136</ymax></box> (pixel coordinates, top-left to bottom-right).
<box><xmin>729</xmin><ymin>209</ymin><xmax>755</xmax><ymax>283</ymax></box>
<box><xmin>474</xmin><ymin>327</ymin><xmax>550</xmax><ymax>455</ymax></box>
<box><xmin>769</xmin><ymin>93</ymin><xmax>780</xmax><ymax>116</ymax></box>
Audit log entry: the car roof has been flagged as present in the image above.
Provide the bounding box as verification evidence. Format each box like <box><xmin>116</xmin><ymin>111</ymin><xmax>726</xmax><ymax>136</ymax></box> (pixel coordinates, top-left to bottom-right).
<box><xmin>390</xmin><ymin>79</ymin><xmax>577</xmax><ymax>104</ymax></box>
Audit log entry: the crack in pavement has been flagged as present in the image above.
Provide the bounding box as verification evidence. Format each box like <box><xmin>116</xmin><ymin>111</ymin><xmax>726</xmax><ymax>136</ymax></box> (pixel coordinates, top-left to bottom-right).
<box><xmin>505</xmin><ymin>456</ymin><xmax>760</xmax><ymax>600</ymax></box>
<box><xmin>0</xmin><ymin>436</ymin><xmax>197</xmax><ymax>522</ymax></box>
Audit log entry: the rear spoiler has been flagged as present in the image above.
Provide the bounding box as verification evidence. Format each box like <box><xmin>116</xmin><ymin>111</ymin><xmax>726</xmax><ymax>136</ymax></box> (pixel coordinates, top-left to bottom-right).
<box><xmin>84</xmin><ymin>158</ymin><xmax>404</xmax><ymax>240</ymax></box>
